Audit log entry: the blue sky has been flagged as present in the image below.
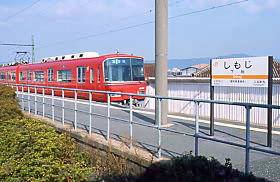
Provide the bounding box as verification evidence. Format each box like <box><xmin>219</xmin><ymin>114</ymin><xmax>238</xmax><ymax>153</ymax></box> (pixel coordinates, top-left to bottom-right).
<box><xmin>0</xmin><ymin>0</ymin><xmax>279</xmax><ymax>63</ymax></box>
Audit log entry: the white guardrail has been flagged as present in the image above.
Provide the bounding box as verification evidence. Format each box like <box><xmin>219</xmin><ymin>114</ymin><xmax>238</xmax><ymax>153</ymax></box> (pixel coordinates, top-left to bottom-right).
<box><xmin>3</xmin><ymin>83</ymin><xmax>280</xmax><ymax>175</ymax></box>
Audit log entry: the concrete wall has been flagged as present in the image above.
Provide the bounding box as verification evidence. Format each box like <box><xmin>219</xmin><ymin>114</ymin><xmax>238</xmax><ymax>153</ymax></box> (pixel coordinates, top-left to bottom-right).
<box><xmin>145</xmin><ymin>78</ymin><xmax>280</xmax><ymax>127</ymax></box>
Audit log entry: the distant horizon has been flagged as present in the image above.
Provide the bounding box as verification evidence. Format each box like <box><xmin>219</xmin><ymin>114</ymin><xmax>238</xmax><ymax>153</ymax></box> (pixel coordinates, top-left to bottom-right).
<box><xmin>144</xmin><ymin>53</ymin><xmax>280</xmax><ymax>69</ymax></box>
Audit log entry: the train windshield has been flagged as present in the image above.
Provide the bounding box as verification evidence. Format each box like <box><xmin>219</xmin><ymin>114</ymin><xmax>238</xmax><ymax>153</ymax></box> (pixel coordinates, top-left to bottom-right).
<box><xmin>104</xmin><ymin>58</ymin><xmax>144</xmax><ymax>82</ymax></box>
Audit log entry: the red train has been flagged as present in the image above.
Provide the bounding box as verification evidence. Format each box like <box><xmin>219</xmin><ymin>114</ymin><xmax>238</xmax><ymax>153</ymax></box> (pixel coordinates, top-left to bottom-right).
<box><xmin>0</xmin><ymin>52</ymin><xmax>146</xmax><ymax>102</ymax></box>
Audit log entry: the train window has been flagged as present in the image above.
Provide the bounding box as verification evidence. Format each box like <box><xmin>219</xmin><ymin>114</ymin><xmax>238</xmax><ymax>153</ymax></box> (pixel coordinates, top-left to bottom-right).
<box><xmin>55</xmin><ymin>57</ymin><xmax>58</xmax><ymax>61</ymax></box>
<box><xmin>48</xmin><ymin>68</ymin><xmax>53</xmax><ymax>82</ymax></box>
<box><xmin>98</xmin><ymin>67</ymin><xmax>101</xmax><ymax>82</ymax></box>
<box><xmin>57</xmin><ymin>70</ymin><xmax>71</xmax><ymax>82</ymax></box>
<box><xmin>0</xmin><ymin>73</ymin><xmax>5</xmax><ymax>80</ymax></box>
<box><xmin>104</xmin><ymin>58</ymin><xmax>144</xmax><ymax>82</ymax></box>
<box><xmin>34</xmin><ymin>71</ymin><xmax>44</xmax><ymax>82</ymax></box>
<box><xmin>131</xmin><ymin>59</ymin><xmax>145</xmax><ymax>81</ymax></box>
<box><xmin>27</xmin><ymin>69</ymin><xmax>31</xmax><ymax>81</ymax></box>
<box><xmin>7</xmin><ymin>71</ymin><xmax>10</xmax><ymax>81</ymax></box>
<box><xmin>11</xmin><ymin>72</ymin><xmax>16</xmax><ymax>81</ymax></box>
<box><xmin>90</xmin><ymin>68</ymin><xmax>94</xmax><ymax>83</ymax></box>
<box><xmin>79</xmin><ymin>54</ymin><xmax>83</xmax><ymax>58</ymax></box>
<box><xmin>19</xmin><ymin>72</ymin><xmax>24</xmax><ymax>81</ymax></box>
<box><xmin>62</xmin><ymin>56</ymin><xmax>65</xmax><ymax>60</ymax></box>
<box><xmin>71</xmin><ymin>55</ymin><xmax>75</xmax><ymax>59</ymax></box>
<box><xmin>77</xmin><ymin>66</ymin><xmax>85</xmax><ymax>83</ymax></box>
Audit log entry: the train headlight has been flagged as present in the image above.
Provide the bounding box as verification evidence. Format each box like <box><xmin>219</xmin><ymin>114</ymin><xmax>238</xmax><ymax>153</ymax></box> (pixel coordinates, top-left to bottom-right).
<box><xmin>138</xmin><ymin>91</ymin><xmax>145</xmax><ymax>95</ymax></box>
<box><xmin>111</xmin><ymin>94</ymin><xmax>121</xmax><ymax>97</ymax></box>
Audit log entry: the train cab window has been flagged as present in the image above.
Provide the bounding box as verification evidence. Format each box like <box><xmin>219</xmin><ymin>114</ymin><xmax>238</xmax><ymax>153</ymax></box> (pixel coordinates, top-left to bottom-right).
<box><xmin>48</xmin><ymin>68</ymin><xmax>53</xmax><ymax>82</ymax></box>
<box><xmin>104</xmin><ymin>58</ymin><xmax>144</xmax><ymax>82</ymax></box>
<box><xmin>19</xmin><ymin>72</ymin><xmax>24</xmax><ymax>81</ymax></box>
<box><xmin>11</xmin><ymin>72</ymin><xmax>16</xmax><ymax>81</ymax></box>
<box><xmin>57</xmin><ymin>70</ymin><xmax>71</xmax><ymax>82</ymax></box>
<box><xmin>0</xmin><ymin>73</ymin><xmax>5</xmax><ymax>80</ymax></box>
<box><xmin>98</xmin><ymin>67</ymin><xmax>101</xmax><ymax>82</ymax></box>
<box><xmin>77</xmin><ymin>66</ymin><xmax>85</xmax><ymax>83</ymax></box>
<box><xmin>27</xmin><ymin>69</ymin><xmax>31</xmax><ymax>81</ymax></box>
<box><xmin>34</xmin><ymin>71</ymin><xmax>44</xmax><ymax>82</ymax></box>
<box><xmin>90</xmin><ymin>68</ymin><xmax>94</xmax><ymax>83</ymax></box>
<box><xmin>7</xmin><ymin>71</ymin><xmax>10</xmax><ymax>81</ymax></box>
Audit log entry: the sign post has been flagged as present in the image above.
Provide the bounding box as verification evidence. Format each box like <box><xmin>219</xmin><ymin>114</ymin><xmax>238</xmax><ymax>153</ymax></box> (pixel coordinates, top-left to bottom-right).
<box><xmin>210</xmin><ymin>59</ymin><xmax>214</xmax><ymax>136</ymax></box>
<box><xmin>210</xmin><ymin>56</ymin><xmax>273</xmax><ymax>146</ymax></box>
<box><xmin>267</xmin><ymin>56</ymin><xmax>273</xmax><ymax>147</ymax></box>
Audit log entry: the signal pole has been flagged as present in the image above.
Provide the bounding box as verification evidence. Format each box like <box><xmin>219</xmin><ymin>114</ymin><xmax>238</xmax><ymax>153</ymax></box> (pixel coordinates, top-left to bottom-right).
<box><xmin>32</xmin><ymin>34</ymin><xmax>35</xmax><ymax>63</ymax></box>
<box><xmin>155</xmin><ymin>0</ymin><xmax>168</xmax><ymax>125</ymax></box>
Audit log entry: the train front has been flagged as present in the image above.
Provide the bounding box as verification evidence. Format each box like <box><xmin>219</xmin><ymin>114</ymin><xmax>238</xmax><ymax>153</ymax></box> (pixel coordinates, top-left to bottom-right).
<box><xmin>103</xmin><ymin>55</ymin><xmax>146</xmax><ymax>104</ymax></box>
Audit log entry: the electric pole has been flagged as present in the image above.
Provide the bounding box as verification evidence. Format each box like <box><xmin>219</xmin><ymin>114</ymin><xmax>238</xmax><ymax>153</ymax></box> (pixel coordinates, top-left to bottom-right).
<box><xmin>155</xmin><ymin>0</ymin><xmax>168</xmax><ymax>125</ymax></box>
<box><xmin>32</xmin><ymin>34</ymin><xmax>35</xmax><ymax>63</ymax></box>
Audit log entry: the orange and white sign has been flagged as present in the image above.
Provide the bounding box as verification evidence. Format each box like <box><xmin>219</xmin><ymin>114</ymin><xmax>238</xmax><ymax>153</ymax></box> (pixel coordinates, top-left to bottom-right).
<box><xmin>211</xmin><ymin>56</ymin><xmax>269</xmax><ymax>87</ymax></box>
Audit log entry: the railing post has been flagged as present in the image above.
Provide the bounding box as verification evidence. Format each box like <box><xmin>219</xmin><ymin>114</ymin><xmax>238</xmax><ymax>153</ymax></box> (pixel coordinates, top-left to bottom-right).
<box><xmin>28</xmin><ymin>86</ymin><xmax>30</xmax><ymax>114</ymax></box>
<box><xmin>21</xmin><ymin>86</ymin><xmax>24</xmax><ymax>111</ymax></box>
<box><xmin>107</xmin><ymin>94</ymin><xmax>111</xmax><ymax>142</ymax></box>
<box><xmin>16</xmin><ymin>85</ymin><xmax>18</xmax><ymax>98</ymax></box>
<box><xmin>52</xmin><ymin>88</ymin><xmax>54</xmax><ymax>121</ymax></box>
<box><xmin>62</xmin><ymin>89</ymin><xmax>64</xmax><ymax>125</ymax></box>
<box><xmin>89</xmin><ymin>92</ymin><xmax>92</xmax><ymax>136</ymax></box>
<box><xmin>129</xmin><ymin>96</ymin><xmax>133</xmax><ymax>150</ymax></box>
<box><xmin>34</xmin><ymin>87</ymin><xmax>37</xmax><ymax>115</ymax></box>
<box><xmin>42</xmin><ymin>88</ymin><xmax>45</xmax><ymax>118</ymax></box>
<box><xmin>74</xmin><ymin>90</ymin><xmax>77</xmax><ymax>130</ymax></box>
<box><xmin>195</xmin><ymin>101</ymin><xmax>200</xmax><ymax>157</ymax></box>
<box><xmin>158</xmin><ymin>98</ymin><xmax>162</xmax><ymax>159</ymax></box>
<box><xmin>245</xmin><ymin>105</ymin><xmax>251</xmax><ymax>175</ymax></box>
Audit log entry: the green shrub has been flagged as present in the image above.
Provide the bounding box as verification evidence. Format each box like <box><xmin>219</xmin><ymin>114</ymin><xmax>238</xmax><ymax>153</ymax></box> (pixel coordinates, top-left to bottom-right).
<box><xmin>0</xmin><ymin>85</ymin><xmax>23</xmax><ymax>121</ymax></box>
<box><xmin>135</xmin><ymin>154</ymin><xmax>267</xmax><ymax>182</ymax></box>
<box><xmin>0</xmin><ymin>118</ymin><xmax>94</xmax><ymax>181</ymax></box>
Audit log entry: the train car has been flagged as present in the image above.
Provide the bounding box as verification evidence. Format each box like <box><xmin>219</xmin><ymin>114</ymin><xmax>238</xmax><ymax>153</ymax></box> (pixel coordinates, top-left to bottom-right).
<box><xmin>0</xmin><ymin>52</ymin><xmax>146</xmax><ymax>103</ymax></box>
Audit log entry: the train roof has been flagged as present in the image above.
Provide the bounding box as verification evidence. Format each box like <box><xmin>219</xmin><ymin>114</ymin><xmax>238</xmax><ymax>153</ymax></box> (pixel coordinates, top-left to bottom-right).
<box><xmin>0</xmin><ymin>52</ymin><xmax>143</xmax><ymax>70</ymax></box>
<box><xmin>41</xmin><ymin>52</ymin><xmax>99</xmax><ymax>63</ymax></box>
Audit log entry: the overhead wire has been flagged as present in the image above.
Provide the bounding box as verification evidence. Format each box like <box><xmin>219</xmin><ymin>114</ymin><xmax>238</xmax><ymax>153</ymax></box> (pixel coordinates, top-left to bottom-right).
<box><xmin>3</xmin><ymin>0</ymin><xmax>42</xmax><ymax>22</ymax></box>
<box><xmin>38</xmin><ymin>0</ymin><xmax>61</xmax><ymax>16</ymax></box>
<box><xmin>169</xmin><ymin>0</ymin><xmax>248</xmax><ymax>20</ymax></box>
<box><xmin>37</xmin><ymin>0</ymin><xmax>248</xmax><ymax>50</ymax></box>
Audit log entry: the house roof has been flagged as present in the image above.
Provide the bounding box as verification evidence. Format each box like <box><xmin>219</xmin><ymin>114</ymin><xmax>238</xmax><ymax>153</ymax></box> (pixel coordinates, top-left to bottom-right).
<box><xmin>181</xmin><ymin>63</ymin><xmax>209</xmax><ymax>70</ymax></box>
<box><xmin>191</xmin><ymin>63</ymin><xmax>209</xmax><ymax>69</ymax></box>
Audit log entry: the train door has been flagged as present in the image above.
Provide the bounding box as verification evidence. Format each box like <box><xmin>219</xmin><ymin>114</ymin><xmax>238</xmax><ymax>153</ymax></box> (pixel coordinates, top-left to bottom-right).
<box><xmin>90</xmin><ymin>68</ymin><xmax>95</xmax><ymax>90</ymax></box>
<box><xmin>93</xmin><ymin>66</ymin><xmax>104</xmax><ymax>101</ymax></box>
<box><xmin>77</xmin><ymin>66</ymin><xmax>87</xmax><ymax>99</ymax></box>
<box><xmin>97</xmin><ymin>67</ymin><xmax>101</xmax><ymax>90</ymax></box>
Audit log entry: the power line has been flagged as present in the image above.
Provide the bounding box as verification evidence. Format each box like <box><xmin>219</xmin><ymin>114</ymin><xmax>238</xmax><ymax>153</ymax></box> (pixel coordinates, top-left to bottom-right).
<box><xmin>0</xmin><ymin>43</ymin><xmax>33</xmax><ymax>47</ymax></box>
<box><xmin>3</xmin><ymin>0</ymin><xmax>41</xmax><ymax>22</ymax></box>
<box><xmin>169</xmin><ymin>0</ymin><xmax>248</xmax><ymax>20</ymax></box>
<box><xmin>38</xmin><ymin>0</ymin><xmax>248</xmax><ymax>49</ymax></box>
<box><xmin>39</xmin><ymin>0</ymin><xmax>60</xmax><ymax>16</ymax></box>
<box><xmin>36</xmin><ymin>0</ymin><xmax>186</xmax><ymax>47</ymax></box>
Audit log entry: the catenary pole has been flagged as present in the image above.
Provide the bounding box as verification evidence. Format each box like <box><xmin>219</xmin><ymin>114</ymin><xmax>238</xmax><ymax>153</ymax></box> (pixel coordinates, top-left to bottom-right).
<box><xmin>155</xmin><ymin>0</ymin><xmax>168</xmax><ymax>125</ymax></box>
<box><xmin>32</xmin><ymin>34</ymin><xmax>35</xmax><ymax>63</ymax></box>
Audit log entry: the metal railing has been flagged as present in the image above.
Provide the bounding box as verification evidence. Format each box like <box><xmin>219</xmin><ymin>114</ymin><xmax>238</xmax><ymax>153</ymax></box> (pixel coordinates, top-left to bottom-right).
<box><xmin>5</xmin><ymin>83</ymin><xmax>280</xmax><ymax>175</ymax></box>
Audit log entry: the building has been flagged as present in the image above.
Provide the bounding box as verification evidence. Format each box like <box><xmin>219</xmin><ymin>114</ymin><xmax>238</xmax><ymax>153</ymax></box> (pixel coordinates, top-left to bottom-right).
<box><xmin>180</xmin><ymin>63</ymin><xmax>209</xmax><ymax>76</ymax></box>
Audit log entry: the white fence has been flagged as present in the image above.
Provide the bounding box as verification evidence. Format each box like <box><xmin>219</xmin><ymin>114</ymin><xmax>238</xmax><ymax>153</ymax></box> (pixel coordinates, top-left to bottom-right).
<box><xmin>144</xmin><ymin>78</ymin><xmax>280</xmax><ymax>127</ymax></box>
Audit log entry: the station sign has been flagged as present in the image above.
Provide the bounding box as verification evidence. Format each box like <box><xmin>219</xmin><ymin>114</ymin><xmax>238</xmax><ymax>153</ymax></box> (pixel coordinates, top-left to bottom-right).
<box><xmin>211</xmin><ymin>56</ymin><xmax>269</xmax><ymax>87</ymax></box>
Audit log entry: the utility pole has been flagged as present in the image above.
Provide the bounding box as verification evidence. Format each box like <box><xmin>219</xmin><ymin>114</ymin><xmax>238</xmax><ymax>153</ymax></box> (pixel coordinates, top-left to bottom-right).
<box><xmin>32</xmin><ymin>34</ymin><xmax>35</xmax><ymax>63</ymax></box>
<box><xmin>155</xmin><ymin>0</ymin><xmax>168</xmax><ymax>125</ymax></box>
